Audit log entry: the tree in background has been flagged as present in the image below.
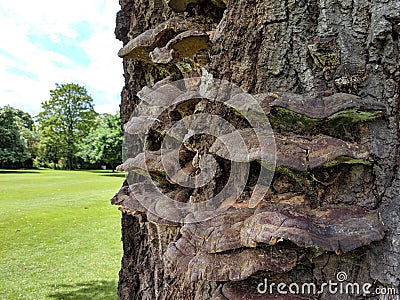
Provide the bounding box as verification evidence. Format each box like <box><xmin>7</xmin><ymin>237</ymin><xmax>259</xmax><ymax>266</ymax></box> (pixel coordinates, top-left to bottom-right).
<box><xmin>77</xmin><ymin>112</ymin><xmax>123</xmax><ymax>171</ymax></box>
<box><xmin>37</xmin><ymin>83</ymin><xmax>97</xmax><ymax>170</ymax></box>
<box><xmin>36</xmin><ymin>126</ymin><xmax>65</xmax><ymax>168</ymax></box>
<box><xmin>0</xmin><ymin>106</ymin><xmax>32</xmax><ymax>167</ymax></box>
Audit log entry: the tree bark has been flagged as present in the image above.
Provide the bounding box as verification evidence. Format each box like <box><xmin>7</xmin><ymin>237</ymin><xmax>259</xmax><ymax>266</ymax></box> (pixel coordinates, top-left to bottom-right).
<box><xmin>113</xmin><ymin>0</ymin><xmax>400</xmax><ymax>299</ymax></box>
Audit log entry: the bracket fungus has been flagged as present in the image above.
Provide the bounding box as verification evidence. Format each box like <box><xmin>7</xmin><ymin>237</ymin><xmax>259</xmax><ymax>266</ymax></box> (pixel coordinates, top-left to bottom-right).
<box><xmin>165</xmin><ymin>237</ymin><xmax>297</xmax><ymax>282</ymax></box>
<box><xmin>118</xmin><ymin>18</ymin><xmax>214</xmax><ymax>77</ymax></box>
<box><xmin>187</xmin><ymin>248</ymin><xmax>297</xmax><ymax>282</ymax></box>
<box><xmin>241</xmin><ymin>203</ymin><xmax>385</xmax><ymax>252</ymax></box>
<box><xmin>210</xmin><ymin>129</ymin><xmax>370</xmax><ymax>171</ymax></box>
<box><xmin>118</xmin><ymin>18</ymin><xmax>213</xmax><ymax>60</ymax></box>
<box><xmin>115</xmin><ymin>74</ymin><xmax>387</xmax><ymax>292</ymax></box>
<box><xmin>180</xmin><ymin>208</ymin><xmax>254</xmax><ymax>253</ymax></box>
<box><xmin>150</xmin><ymin>30</ymin><xmax>212</xmax><ymax>63</ymax></box>
<box><xmin>111</xmin><ymin>185</ymin><xmax>146</xmax><ymax>214</ymax></box>
<box><xmin>179</xmin><ymin>201</ymin><xmax>385</xmax><ymax>254</ymax></box>
<box><xmin>117</xmin><ymin>148</ymin><xmax>217</xmax><ymax>187</ymax></box>
<box><xmin>112</xmin><ymin>183</ymin><xmax>193</xmax><ymax>225</ymax></box>
<box><xmin>254</xmin><ymin>92</ymin><xmax>386</xmax><ymax>127</ymax></box>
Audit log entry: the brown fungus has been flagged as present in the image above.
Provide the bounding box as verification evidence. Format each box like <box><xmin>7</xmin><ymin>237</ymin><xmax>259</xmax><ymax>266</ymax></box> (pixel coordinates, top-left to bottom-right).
<box><xmin>180</xmin><ymin>200</ymin><xmax>385</xmax><ymax>253</ymax></box>
<box><xmin>118</xmin><ymin>18</ymin><xmax>213</xmax><ymax>62</ymax></box>
<box><xmin>241</xmin><ymin>203</ymin><xmax>385</xmax><ymax>252</ymax></box>
<box><xmin>110</xmin><ymin>185</ymin><xmax>130</xmax><ymax>205</ymax></box>
<box><xmin>254</xmin><ymin>92</ymin><xmax>386</xmax><ymax>125</ymax></box>
<box><xmin>164</xmin><ymin>238</ymin><xmax>197</xmax><ymax>277</ymax></box>
<box><xmin>165</xmin><ymin>237</ymin><xmax>297</xmax><ymax>282</ymax></box>
<box><xmin>271</xmin><ymin>92</ymin><xmax>385</xmax><ymax>121</ymax></box>
<box><xmin>180</xmin><ymin>208</ymin><xmax>254</xmax><ymax>253</ymax></box>
<box><xmin>187</xmin><ymin>248</ymin><xmax>297</xmax><ymax>282</ymax></box>
<box><xmin>123</xmin><ymin>81</ymin><xmax>206</xmax><ymax>152</ymax></box>
<box><xmin>116</xmin><ymin>152</ymin><xmax>164</xmax><ymax>178</ymax></box>
<box><xmin>117</xmin><ymin>149</ymin><xmax>210</xmax><ymax>186</ymax></box>
<box><xmin>126</xmin><ymin>183</ymin><xmax>191</xmax><ymax>225</ymax></box>
<box><xmin>110</xmin><ymin>185</ymin><xmax>146</xmax><ymax>214</ymax></box>
<box><xmin>150</xmin><ymin>30</ymin><xmax>212</xmax><ymax>64</ymax></box>
<box><xmin>209</xmin><ymin>129</ymin><xmax>370</xmax><ymax>171</ymax></box>
<box><xmin>123</xmin><ymin>116</ymin><xmax>163</xmax><ymax>135</ymax></box>
<box><xmin>110</xmin><ymin>184</ymin><xmax>190</xmax><ymax>225</ymax></box>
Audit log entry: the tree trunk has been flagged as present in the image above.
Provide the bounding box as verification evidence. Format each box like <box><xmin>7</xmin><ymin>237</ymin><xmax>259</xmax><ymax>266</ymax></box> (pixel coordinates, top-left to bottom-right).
<box><xmin>113</xmin><ymin>0</ymin><xmax>400</xmax><ymax>299</ymax></box>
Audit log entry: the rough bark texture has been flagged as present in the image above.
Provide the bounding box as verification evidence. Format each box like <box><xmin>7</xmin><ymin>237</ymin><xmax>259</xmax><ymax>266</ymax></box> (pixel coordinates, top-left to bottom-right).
<box><xmin>114</xmin><ymin>0</ymin><xmax>400</xmax><ymax>299</ymax></box>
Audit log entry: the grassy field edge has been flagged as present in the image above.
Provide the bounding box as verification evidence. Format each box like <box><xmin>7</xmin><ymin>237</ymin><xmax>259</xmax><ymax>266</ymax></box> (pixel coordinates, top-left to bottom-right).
<box><xmin>0</xmin><ymin>169</ymin><xmax>124</xmax><ymax>300</ymax></box>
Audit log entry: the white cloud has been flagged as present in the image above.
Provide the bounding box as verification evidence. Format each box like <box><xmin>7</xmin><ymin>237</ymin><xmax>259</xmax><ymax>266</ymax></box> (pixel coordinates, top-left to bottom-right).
<box><xmin>0</xmin><ymin>1</ymin><xmax>124</xmax><ymax>116</ymax></box>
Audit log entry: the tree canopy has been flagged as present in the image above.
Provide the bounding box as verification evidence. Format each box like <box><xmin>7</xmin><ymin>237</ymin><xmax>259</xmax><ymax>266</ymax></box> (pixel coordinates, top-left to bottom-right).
<box><xmin>37</xmin><ymin>83</ymin><xmax>97</xmax><ymax>169</ymax></box>
<box><xmin>77</xmin><ymin>112</ymin><xmax>123</xmax><ymax>171</ymax></box>
<box><xmin>0</xmin><ymin>83</ymin><xmax>122</xmax><ymax>170</ymax></box>
<box><xmin>0</xmin><ymin>106</ymin><xmax>32</xmax><ymax>166</ymax></box>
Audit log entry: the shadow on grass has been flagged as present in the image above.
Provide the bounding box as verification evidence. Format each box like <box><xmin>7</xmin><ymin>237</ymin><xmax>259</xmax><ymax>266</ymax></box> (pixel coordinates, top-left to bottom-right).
<box><xmin>0</xmin><ymin>169</ymin><xmax>40</xmax><ymax>174</ymax></box>
<box><xmin>48</xmin><ymin>280</ymin><xmax>117</xmax><ymax>300</ymax></box>
<box><xmin>85</xmin><ymin>170</ymin><xmax>125</xmax><ymax>178</ymax></box>
<box><xmin>99</xmin><ymin>173</ymin><xmax>126</xmax><ymax>178</ymax></box>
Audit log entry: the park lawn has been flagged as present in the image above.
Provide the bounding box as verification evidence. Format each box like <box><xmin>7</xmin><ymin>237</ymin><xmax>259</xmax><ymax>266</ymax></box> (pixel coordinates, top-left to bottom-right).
<box><xmin>0</xmin><ymin>169</ymin><xmax>125</xmax><ymax>299</ymax></box>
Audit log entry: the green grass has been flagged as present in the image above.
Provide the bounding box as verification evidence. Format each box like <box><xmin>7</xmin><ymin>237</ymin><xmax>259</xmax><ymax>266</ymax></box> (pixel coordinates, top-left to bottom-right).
<box><xmin>0</xmin><ymin>169</ymin><xmax>125</xmax><ymax>299</ymax></box>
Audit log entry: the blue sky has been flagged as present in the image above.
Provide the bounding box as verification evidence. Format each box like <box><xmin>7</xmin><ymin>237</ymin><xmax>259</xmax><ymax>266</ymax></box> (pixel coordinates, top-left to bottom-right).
<box><xmin>0</xmin><ymin>1</ymin><xmax>123</xmax><ymax>116</ymax></box>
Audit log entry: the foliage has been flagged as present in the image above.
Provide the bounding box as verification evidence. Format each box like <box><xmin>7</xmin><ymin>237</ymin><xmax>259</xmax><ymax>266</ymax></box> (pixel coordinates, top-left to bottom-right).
<box><xmin>36</xmin><ymin>126</ymin><xmax>66</xmax><ymax>168</ymax></box>
<box><xmin>1</xmin><ymin>83</ymin><xmax>122</xmax><ymax>170</ymax></box>
<box><xmin>37</xmin><ymin>83</ymin><xmax>97</xmax><ymax>169</ymax></box>
<box><xmin>78</xmin><ymin>113</ymin><xmax>123</xmax><ymax>171</ymax></box>
<box><xmin>0</xmin><ymin>106</ymin><xmax>32</xmax><ymax>166</ymax></box>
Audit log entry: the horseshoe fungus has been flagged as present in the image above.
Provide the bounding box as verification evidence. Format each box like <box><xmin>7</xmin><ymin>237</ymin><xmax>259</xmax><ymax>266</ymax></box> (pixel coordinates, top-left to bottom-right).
<box><xmin>255</xmin><ymin>92</ymin><xmax>386</xmax><ymax>126</ymax></box>
<box><xmin>118</xmin><ymin>18</ymin><xmax>212</xmax><ymax>60</ymax></box>
<box><xmin>111</xmin><ymin>185</ymin><xmax>146</xmax><ymax>214</ymax></box>
<box><xmin>165</xmin><ymin>237</ymin><xmax>297</xmax><ymax>282</ymax></box>
<box><xmin>150</xmin><ymin>30</ymin><xmax>212</xmax><ymax>64</ymax></box>
<box><xmin>179</xmin><ymin>201</ymin><xmax>385</xmax><ymax>253</ymax></box>
<box><xmin>114</xmin><ymin>71</ymin><xmax>387</xmax><ymax>291</ymax></box>
<box><xmin>116</xmin><ymin>149</ymin><xmax>202</xmax><ymax>186</ymax></box>
<box><xmin>209</xmin><ymin>129</ymin><xmax>370</xmax><ymax>171</ymax></box>
<box><xmin>241</xmin><ymin>203</ymin><xmax>385</xmax><ymax>252</ymax></box>
<box><xmin>112</xmin><ymin>184</ymin><xmax>191</xmax><ymax>225</ymax></box>
<box><xmin>118</xmin><ymin>18</ymin><xmax>214</xmax><ymax>77</ymax></box>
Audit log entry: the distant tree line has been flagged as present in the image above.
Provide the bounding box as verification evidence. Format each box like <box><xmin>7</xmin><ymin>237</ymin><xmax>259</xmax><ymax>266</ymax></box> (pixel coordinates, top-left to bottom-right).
<box><xmin>0</xmin><ymin>83</ymin><xmax>123</xmax><ymax>171</ymax></box>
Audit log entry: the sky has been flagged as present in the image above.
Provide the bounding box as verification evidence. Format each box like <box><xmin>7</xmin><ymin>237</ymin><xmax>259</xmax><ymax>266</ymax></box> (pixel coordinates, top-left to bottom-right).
<box><xmin>0</xmin><ymin>1</ymin><xmax>124</xmax><ymax>116</ymax></box>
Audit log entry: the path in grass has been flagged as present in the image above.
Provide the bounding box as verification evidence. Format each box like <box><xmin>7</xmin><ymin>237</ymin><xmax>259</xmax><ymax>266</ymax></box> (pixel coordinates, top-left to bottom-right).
<box><xmin>0</xmin><ymin>169</ymin><xmax>124</xmax><ymax>299</ymax></box>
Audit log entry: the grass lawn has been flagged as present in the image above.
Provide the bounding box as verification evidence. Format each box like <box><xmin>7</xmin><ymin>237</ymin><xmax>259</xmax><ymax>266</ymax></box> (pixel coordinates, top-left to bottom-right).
<box><xmin>0</xmin><ymin>169</ymin><xmax>125</xmax><ymax>299</ymax></box>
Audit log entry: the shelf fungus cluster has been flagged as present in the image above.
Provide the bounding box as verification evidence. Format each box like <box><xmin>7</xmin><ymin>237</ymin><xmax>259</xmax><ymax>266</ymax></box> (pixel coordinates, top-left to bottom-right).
<box><xmin>162</xmin><ymin>201</ymin><xmax>384</xmax><ymax>286</ymax></box>
<box><xmin>118</xmin><ymin>17</ymin><xmax>215</xmax><ymax>77</ymax></box>
<box><xmin>114</xmin><ymin>15</ymin><xmax>387</xmax><ymax>298</ymax></box>
<box><xmin>112</xmin><ymin>78</ymin><xmax>386</xmax><ymax>293</ymax></box>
